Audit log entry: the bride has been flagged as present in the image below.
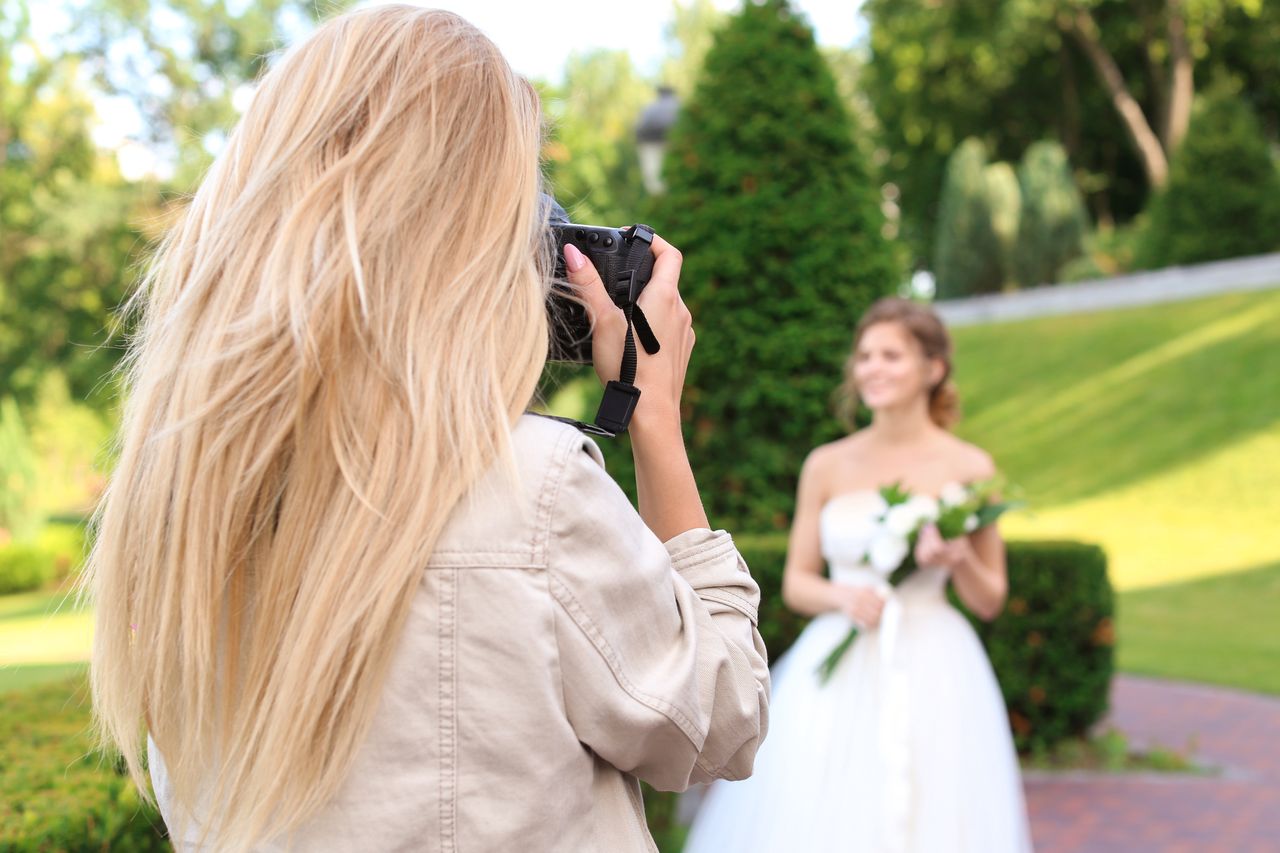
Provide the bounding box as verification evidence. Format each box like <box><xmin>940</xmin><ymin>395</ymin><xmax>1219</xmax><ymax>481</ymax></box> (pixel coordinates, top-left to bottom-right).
<box><xmin>683</xmin><ymin>297</ymin><xmax>1033</xmax><ymax>852</ymax></box>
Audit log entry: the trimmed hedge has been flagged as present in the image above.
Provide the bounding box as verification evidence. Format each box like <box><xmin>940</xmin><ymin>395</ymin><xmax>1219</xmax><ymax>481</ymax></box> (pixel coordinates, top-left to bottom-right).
<box><xmin>0</xmin><ymin>678</ymin><xmax>168</xmax><ymax>851</ymax></box>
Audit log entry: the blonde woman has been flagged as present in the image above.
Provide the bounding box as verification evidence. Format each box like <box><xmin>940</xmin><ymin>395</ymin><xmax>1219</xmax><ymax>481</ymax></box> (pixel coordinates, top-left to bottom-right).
<box><xmin>85</xmin><ymin>7</ymin><xmax>769</xmax><ymax>851</ymax></box>
<box><xmin>684</xmin><ymin>297</ymin><xmax>1032</xmax><ymax>852</ymax></box>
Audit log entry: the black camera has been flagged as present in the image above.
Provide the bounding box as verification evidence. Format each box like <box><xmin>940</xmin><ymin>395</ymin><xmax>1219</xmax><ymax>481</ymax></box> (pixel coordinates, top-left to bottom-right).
<box><xmin>544</xmin><ymin>196</ymin><xmax>657</xmax><ymax>364</ymax></box>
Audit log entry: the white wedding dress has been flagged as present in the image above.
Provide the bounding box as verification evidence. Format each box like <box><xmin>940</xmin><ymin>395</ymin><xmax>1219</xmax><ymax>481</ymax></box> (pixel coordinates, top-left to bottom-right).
<box><xmin>683</xmin><ymin>490</ymin><xmax>1034</xmax><ymax>853</ymax></box>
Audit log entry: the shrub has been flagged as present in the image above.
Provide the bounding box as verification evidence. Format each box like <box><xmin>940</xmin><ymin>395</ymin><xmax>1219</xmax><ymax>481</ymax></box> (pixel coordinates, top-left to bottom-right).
<box><xmin>985</xmin><ymin>161</ymin><xmax>1022</xmax><ymax>286</ymax></box>
<box><xmin>1014</xmin><ymin>141</ymin><xmax>1088</xmax><ymax>287</ymax></box>
<box><xmin>965</xmin><ymin>541</ymin><xmax>1114</xmax><ymax>753</ymax></box>
<box><xmin>0</xmin><ymin>678</ymin><xmax>168</xmax><ymax>851</ymax></box>
<box><xmin>0</xmin><ymin>523</ymin><xmax>87</xmax><ymax>594</ymax></box>
<box><xmin>0</xmin><ymin>397</ymin><xmax>41</xmax><ymax>541</ymax></box>
<box><xmin>1141</xmin><ymin>93</ymin><xmax>1280</xmax><ymax>267</ymax></box>
<box><xmin>0</xmin><ymin>546</ymin><xmax>51</xmax><ymax>595</ymax></box>
<box><xmin>1059</xmin><ymin>221</ymin><xmax>1145</xmax><ymax>282</ymax></box>
<box><xmin>609</xmin><ymin>0</ymin><xmax>900</xmax><ymax>533</ymax></box>
<box><xmin>933</xmin><ymin>138</ymin><xmax>1004</xmax><ymax>298</ymax></box>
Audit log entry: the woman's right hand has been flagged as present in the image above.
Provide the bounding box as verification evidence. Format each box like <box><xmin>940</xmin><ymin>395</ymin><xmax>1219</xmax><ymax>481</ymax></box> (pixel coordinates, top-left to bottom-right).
<box><xmin>563</xmin><ymin>235</ymin><xmax>694</xmax><ymax>430</ymax></box>
<box><xmin>831</xmin><ymin>585</ymin><xmax>886</xmax><ymax>629</ymax></box>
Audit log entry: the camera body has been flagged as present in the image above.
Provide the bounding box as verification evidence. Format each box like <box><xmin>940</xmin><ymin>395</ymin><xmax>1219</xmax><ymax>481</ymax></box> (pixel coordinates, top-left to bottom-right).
<box><xmin>547</xmin><ymin>222</ymin><xmax>657</xmax><ymax>363</ymax></box>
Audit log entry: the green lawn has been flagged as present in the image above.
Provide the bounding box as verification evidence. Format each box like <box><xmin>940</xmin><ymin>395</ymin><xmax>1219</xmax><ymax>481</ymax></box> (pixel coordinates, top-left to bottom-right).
<box><xmin>953</xmin><ymin>288</ymin><xmax>1280</xmax><ymax>590</ymax></box>
<box><xmin>1117</xmin><ymin>560</ymin><xmax>1280</xmax><ymax>694</ymax></box>
<box><xmin>0</xmin><ymin>589</ymin><xmax>92</xmax><ymax>693</ymax></box>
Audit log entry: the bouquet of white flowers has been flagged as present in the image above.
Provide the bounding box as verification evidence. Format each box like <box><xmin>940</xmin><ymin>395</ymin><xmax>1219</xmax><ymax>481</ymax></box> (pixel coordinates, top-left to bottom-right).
<box><xmin>815</xmin><ymin>479</ymin><xmax>1019</xmax><ymax>684</ymax></box>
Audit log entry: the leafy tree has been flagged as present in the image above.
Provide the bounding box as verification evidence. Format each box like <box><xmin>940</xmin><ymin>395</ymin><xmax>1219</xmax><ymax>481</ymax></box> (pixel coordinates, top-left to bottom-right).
<box><xmin>618</xmin><ymin>0</ymin><xmax>900</xmax><ymax>531</ymax></box>
<box><xmin>861</xmin><ymin>0</ymin><xmax>1266</xmax><ymax>267</ymax></box>
<box><xmin>78</xmin><ymin>0</ymin><xmax>348</xmax><ymax>189</ymax></box>
<box><xmin>541</xmin><ymin>50</ymin><xmax>651</xmax><ymax>227</ymax></box>
<box><xmin>1</xmin><ymin>3</ymin><xmax>142</xmax><ymax>405</ymax></box>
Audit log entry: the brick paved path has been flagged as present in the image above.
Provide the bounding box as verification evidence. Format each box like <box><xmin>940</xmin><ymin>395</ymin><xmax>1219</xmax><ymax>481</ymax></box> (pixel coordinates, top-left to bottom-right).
<box><xmin>1025</xmin><ymin>675</ymin><xmax>1280</xmax><ymax>852</ymax></box>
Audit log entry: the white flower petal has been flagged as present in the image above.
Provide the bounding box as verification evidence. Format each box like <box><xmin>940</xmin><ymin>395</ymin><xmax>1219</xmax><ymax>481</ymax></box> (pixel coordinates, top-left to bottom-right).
<box><xmin>904</xmin><ymin>495</ymin><xmax>940</xmax><ymax>524</ymax></box>
<box><xmin>884</xmin><ymin>505</ymin><xmax>918</xmax><ymax>538</ymax></box>
<box><xmin>868</xmin><ymin>533</ymin><xmax>910</xmax><ymax>574</ymax></box>
<box><xmin>964</xmin><ymin>514</ymin><xmax>980</xmax><ymax>533</ymax></box>
<box><xmin>940</xmin><ymin>482</ymin><xmax>969</xmax><ymax>508</ymax></box>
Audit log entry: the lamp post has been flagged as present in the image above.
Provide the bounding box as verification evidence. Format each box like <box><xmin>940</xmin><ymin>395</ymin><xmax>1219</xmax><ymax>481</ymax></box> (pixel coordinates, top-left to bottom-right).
<box><xmin>635</xmin><ymin>86</ymin><xmax>679</xmax><ymax>195</ymax></box>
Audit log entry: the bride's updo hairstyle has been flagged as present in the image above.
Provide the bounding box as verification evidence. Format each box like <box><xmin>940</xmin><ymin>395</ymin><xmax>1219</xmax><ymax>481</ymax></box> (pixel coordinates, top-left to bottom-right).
<box><xmin>834</xmin><ymin>297</ymin><xmax>961</xmax><ymax>431</ymax></box>
<box><xmin>85</xmin><ymin>6</ymin><xmax>547</xmax><ymax>850</ymax></box>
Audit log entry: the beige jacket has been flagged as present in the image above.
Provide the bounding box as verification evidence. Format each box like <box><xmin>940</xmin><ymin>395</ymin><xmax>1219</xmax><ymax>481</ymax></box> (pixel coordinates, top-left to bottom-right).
<box><xmin>153</xmin><ymin>413</ymin><xmax>770</xmax><ymax>852</ymax></box>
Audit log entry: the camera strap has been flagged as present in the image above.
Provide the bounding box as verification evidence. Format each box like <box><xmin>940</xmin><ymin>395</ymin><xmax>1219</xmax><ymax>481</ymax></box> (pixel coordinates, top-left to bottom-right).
<box><xmin>547</xmin><ymin>224</ymin><xmax>660</xmax><ymax>439</ymax></box>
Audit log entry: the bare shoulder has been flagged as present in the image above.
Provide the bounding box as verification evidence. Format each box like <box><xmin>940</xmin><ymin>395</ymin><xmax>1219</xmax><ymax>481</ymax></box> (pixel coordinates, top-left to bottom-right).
<box><xmin>799</xmin><ymin>434</ymin><xmax>861</xmax><ymax>497</ymax></box>
<box><xmin>941</xmin><ymin>433</ymin><xmax>997</xmax><ymax>482</ymax></box>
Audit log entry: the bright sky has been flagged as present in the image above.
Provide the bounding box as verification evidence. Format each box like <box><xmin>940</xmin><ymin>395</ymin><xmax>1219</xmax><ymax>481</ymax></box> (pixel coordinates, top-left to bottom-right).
<box><xmin>28</xmin><ymin>0</ymin><xmax>867</xmax><ymax>178</ymax></box>
<box><xmin>429</xmin><ymin>0</ymin><xmax>868</xmax><ymax>82</ymax></box>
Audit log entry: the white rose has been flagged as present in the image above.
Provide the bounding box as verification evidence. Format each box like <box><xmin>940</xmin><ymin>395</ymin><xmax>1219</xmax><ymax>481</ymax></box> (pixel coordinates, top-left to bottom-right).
<box><xmin>883</xmin><ymin>504</ymin><xmax>917</xmax><ymax>538</ymax></box>
<box><xmin>867</xmin><ymin>491</ymin><xmax>890</xmax><ymax>517</ymax></box>
<box><xmin>964</xmin><ymin>514</ymin><xmax>980</xmax><ymax>533</ymax></box>
<box><xmin>940</xmin><ymin>482</ymin><xmax>969</xmax><ymax>508</ymax></box>
<box><xmin>904</xmin><ymin>494</ymin><xmax>940</xmax><ymax>525</ymax></box>
<box><xmin>868</xmin><ymin>531</ymin><xmax>910</xmax><ymax>575</ymax></box>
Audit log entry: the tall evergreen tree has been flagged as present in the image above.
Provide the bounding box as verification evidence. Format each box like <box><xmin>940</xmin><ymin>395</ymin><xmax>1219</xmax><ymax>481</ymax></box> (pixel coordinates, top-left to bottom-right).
<box><xmin>615</xmin><ymin>0</ymin><xmax>899</xmax><ymax>531</ymax></box>
<box><xmin>1015</xmin><ymin>141</ymin><xmax>1088</xmax><ymax>287</ymax></box>
<box><xmin>934</xmin><ymin>138</ymin><xmax>1003</xmax><ymax>297</ymax></box>
<box><xmin>1141</xmin><ymin>93</ymin><xmax>1280</xmax><ymax>267</ymax></box>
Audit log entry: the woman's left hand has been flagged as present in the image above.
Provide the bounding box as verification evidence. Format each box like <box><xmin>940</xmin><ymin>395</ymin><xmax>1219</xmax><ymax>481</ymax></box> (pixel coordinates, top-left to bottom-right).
<box><xmin>913</xmin><ymin>523</ymin><xmax>977</xmax><ymax>575</ymax></box>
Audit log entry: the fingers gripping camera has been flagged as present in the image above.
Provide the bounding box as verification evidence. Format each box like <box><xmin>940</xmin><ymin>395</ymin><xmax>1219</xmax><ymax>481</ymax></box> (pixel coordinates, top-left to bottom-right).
<box><xmin>543</xmin><ymin>196</ymin><xmax>661</xmax><ymax>436</ymax></box>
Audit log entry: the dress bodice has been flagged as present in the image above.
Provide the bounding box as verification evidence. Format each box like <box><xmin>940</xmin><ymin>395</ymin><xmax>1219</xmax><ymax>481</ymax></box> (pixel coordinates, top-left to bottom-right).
<box><xmin>819</xmin><ymin>490</ymin><xmax>949</xmax><ymax>602</ymax></box>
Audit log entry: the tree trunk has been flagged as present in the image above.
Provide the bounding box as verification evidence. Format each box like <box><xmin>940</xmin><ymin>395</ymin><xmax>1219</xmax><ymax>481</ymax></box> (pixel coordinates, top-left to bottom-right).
<box><xmin>1061</xmin><ymin>7</ymin><xmax>1169</xmax><ymax>188</ymax></box>
<box><xmin>1166</xmin><ymin>0</ymin><xmax>1194</xmax><ymax>152</ymax></box>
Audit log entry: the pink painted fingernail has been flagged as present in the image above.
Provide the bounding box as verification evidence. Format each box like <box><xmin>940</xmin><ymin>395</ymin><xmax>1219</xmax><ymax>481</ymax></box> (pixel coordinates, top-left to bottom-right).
<box><xmin>563</xmin><ymin>243</ymin><xmax>585</xmax><ymax>273</ymax></box>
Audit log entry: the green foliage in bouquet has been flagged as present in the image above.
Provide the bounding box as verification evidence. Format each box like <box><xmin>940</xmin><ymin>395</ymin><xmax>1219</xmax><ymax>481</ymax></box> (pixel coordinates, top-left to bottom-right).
<box><xmin>601</xmin><ymin>0</ymin><xmax>900</xmax><ymax>532</ymax></box>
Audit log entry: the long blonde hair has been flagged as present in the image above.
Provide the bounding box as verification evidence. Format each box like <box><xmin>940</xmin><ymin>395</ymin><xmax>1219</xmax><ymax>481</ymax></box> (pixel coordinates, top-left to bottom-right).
<box><xmin>84</xmin><ymin>6</ymin><xmax>547</xmax><ymax>849</ymax></box>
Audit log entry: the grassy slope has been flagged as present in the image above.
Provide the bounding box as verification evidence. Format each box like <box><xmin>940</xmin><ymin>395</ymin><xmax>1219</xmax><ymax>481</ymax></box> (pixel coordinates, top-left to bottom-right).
<box><xmin>1116</xmin><ymin>560</ymin><xmax>1280</xmax><ymax>694</ymax></box>
<box><xmin>0</xmin><ymin>589</ymin><xmax>93</xmax><ymax>692</ymax></box>
<box><xmin>953</xmin><ymin>288</ymin><xmax>1280</xmax><ymax>590</ymax></box>
<box><xmin>952</xmin><ymin>287</ymin><xmax>1280</xmax><ymax>693</ymax></box>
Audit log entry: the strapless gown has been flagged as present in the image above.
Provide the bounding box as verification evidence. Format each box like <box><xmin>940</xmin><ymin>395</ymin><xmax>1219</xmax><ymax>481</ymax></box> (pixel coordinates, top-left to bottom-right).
<box><xmin>682</xmin><ymin>490</ymin><xmax>1034</xmax><ymax>852</ymax></box>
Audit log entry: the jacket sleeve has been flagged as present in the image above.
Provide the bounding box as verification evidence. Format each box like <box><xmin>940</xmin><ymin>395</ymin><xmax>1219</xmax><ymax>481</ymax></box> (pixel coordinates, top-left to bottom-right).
<box><xmin>547</xmin><ymin>435</ymin><xmax>771</xmax><ymax>792</ymax></box>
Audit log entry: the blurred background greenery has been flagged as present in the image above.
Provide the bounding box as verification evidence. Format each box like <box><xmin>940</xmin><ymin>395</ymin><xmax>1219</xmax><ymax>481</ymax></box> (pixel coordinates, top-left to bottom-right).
<box><xmin>2</xmin><ymin>0</ymin><xmax>1277</xmax><ymax>848</ymax></box>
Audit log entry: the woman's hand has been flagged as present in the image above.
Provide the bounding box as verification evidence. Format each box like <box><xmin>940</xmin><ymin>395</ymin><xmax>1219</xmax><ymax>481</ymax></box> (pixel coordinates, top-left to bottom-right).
<box><xmin>914</xmin><ymin>524</ymin><xmax>978</xmax><ymax>575</ymax></box>
<box><xmin>831</xmin><ymin>585</ymin><xmax>886</xmax><ymax>630</ymax></box>
<box><xmin>563</xmin><ymin>236</ymin><xmax>694</xmax><ymax>430</ymax></box>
